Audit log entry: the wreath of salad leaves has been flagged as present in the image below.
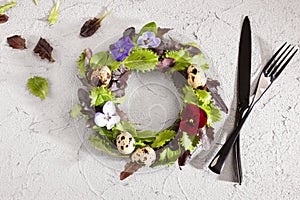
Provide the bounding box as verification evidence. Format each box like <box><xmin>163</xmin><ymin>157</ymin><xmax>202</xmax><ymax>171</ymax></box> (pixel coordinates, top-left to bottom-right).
<box><xmin>72</xmin><ymin>22</ymin><xmax>228</xmax><ymax>180</ymax></box>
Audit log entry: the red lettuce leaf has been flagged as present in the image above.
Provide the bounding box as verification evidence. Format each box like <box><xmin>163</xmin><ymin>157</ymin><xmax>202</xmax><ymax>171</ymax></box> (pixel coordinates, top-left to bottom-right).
<box><xmin>33</xmin><ymin>37</ymin><xmax>55</xmax><ymax>62</ymax></box>
<box><xmin>0</xmin><ymin>14</ymin><xmax>8</xmax><ymax>24</ymax></box>
<box><xmin>120</xmin><ymin>162</ymin><xmax>141</xmax><ymax>180</ymax></box>
<box><xmin>7</xmin><ymin>35</ymin><xmax>26</xmax><ymax>49</ymax></box>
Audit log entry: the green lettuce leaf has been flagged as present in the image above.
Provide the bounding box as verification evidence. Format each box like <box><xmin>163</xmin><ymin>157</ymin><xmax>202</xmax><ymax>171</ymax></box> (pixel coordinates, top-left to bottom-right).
<box><xmin>138</xmin><ymin>22</ymin><xmax>157</xmax><ymax>35</ymax></box>
<box><xmin>92</xmin><ymin>125</ymin><xmax>118</xmax><ymax>141</ymax></box>
<box><xmin>48</xmin><ymin>0</ymin><xmax>59</xmax><ymax>24</ymax></box>
<box><xmin>70</xmin><ymin>104</ymin><xmax>83</xmax><ymax>118</ymax></box>
<box><xmin>89</xmin><ymin>136</ymin><xmax>128</xmax><ymax>157</ymax></box>
<box><xmin>180</xmin><ymin>132</ymin><xmax>199</xmax><ymax>151</ymax></box>
<box><xmin>151</xmin><ymin>130</ymin><xmax>176</xmax><ymax>148</ymax></box>
<box><xmin>114</xmin><ymin>121</ymin><xmax>137</xmax><ymax>137</ymax></box>
<box><xmin>123</xmin><ymin>49</ymin><xmax>159</xmax><ymax>72</ymax></box>
<box><xmin>0</xmin><ymin>1</ymin><xmax>16</xmax><ymax>14</ymax></box>
<box><xmin>136</xmin><ymin>130</ymin><xmax>157</xmax><ymax>139</ymax></box>
<box><xmin>191</xmin><ymin>53</ymin><xmax>209</xmax><ymax>70</ymax></box>
<box><xmin>183</xmin><ymin>85</ymin><xmax>198</xmax><ymax>105</ymax></box>
<box><xmin>90</xmin><ymin>51</ymin><xmax>120</xmax><ymax>71</ymax></box>
<box><xmin>77</xmin><ymin>49</ymin><xmax>86</xmax><ymax>77</ymax></box>
<box><xmin>27</xmin><ymin>76</ymin><xmax>49</xmax><ymax>100</ymax></box>
<box><xmin>152</xmin><ymin>147</ymin><xmax>181</xmax><ymax>167</ymax></box>
<box><xmin>90</xmin><ymin>87</ymin><xmax>114</xmax><ymax>106</ymax></box>
<box><xmin>165</xmin><ymin>49</ymin><xmax>192</xmax><ymax>72</ymax></box>
<box><xmin>194</xmin><ymin>89</ymin><xmax>211</xmax><ymax>105</ymax></box>
<box><xmin>183</xmin><ymin>85</ymin><xmax>222</xmax><ymax>126</ymax></box>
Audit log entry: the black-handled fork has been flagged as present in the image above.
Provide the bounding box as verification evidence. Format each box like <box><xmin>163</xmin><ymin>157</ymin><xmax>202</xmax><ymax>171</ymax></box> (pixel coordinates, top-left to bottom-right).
<box><xmin>209</xmin><ymin>42</ymin><xmax>298</xmax><ymax>174</ymax></box>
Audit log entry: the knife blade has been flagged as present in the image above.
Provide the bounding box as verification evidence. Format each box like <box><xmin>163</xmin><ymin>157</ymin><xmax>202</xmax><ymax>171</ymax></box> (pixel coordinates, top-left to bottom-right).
<box><xmin>234</xmin><ymin>16</ymin><xmax>252</xmax><ymax>185</ymax></box>
<box><xmin>208</xmin><ymin>16</ymin><xmax>251</xmax><ymax>178</ymax></box>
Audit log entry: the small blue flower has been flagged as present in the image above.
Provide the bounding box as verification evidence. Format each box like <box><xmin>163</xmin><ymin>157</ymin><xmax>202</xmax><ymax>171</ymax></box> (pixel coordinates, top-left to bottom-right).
<box><xmin>111</xmin><ymin>36</ymin><xmax>134</xmax><ymax>62</ymax></box>
<box><xmin>137</xmin><ymin>32</ymin><xmax>161</xmax><ymax>48</ymax></box>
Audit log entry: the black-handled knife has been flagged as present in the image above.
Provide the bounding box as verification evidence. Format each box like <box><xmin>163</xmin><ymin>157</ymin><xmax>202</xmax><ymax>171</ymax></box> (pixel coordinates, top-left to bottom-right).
<box><xmin>209</xmin><ymin>16</ymin><xmax>252</xmax><ymax>180</ymax></box>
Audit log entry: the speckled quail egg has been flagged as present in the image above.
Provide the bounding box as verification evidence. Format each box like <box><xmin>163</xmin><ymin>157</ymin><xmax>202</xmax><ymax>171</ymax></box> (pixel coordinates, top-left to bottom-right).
<box><xmin>116</xmin><ymin>132</ymin><xmax>135</xmax><ymax>154</ymax></box>
<box><xmin>91</xmin><ymin>66</ymin><xmax>111</xmax><ymax>87</ymax></box>
<box><xmin>131</xmin><ymin>146</ymin><xmax>156</xmax><ymax>167</ymax></box>
<box><xmin>187</xmin><ymin>64</ymin><xmax>207</xmax><ymax>89</ymax></box>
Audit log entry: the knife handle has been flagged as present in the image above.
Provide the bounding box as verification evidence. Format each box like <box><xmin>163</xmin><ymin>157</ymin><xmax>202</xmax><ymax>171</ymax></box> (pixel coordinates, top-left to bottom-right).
<box><xmin>209</xmin><ymin>107</ymin><xmax>251</xmax><ymax>174</ymax></box>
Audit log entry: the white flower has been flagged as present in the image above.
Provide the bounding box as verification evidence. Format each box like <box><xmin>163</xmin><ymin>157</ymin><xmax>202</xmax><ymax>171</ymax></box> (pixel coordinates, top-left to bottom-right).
<box><xmin>94</xmin><ymin>101</ymin><xmax>120</xmax><ymax>129</ymax></box>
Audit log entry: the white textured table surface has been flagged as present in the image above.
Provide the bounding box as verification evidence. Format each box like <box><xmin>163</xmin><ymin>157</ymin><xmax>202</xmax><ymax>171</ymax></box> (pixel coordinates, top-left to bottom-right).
<box><xmin>0</xmin><ymin>0</ymin><xmax>300</xmax><ymax>199</ymax></box>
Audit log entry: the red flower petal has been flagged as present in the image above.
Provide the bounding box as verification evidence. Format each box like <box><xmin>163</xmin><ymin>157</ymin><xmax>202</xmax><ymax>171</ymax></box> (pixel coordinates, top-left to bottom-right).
<box><xmin>199</xmin><ymin>108</ymin><xmax>207</xmax><ymax>128</ymax></box>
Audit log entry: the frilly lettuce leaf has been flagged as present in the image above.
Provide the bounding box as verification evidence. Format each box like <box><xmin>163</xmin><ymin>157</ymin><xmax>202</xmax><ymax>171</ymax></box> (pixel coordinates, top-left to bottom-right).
<box><xmin>123</xmin><ymin>49</ymin><xmax>159</xmax><ymax>72</ymax></box>
<box><xmin>151</xmin><ymin>130</ymin><xmax>176</xmax><ymax>148</ymax></box>
<box><xmin>152</xmin><ymin>147</ymin><xmax>181</xmax><ymax>167</ymax></box>
<box><xmin>77</xmin><ymin>49</ymin><xmax>86</xmax><ymax>77</ymax></box>
<box><xmin>90</xmin><ymin>87</ymin><xmax>114</xmax><ymax>106</ymax></box>
<box><xmin>165</xmin><ymin>49</ymin><xmax>192</xmax><ymax>72</ymax></box>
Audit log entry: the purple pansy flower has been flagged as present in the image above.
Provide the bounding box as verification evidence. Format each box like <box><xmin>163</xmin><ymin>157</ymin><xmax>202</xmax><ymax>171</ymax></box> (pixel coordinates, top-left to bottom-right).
<box><xmin>111</xmin><ymin>36</ymin><xmax>134</xmax><ymax>62</ymax></box>
<box><xmin>137</xmin><ymin>32</ymin><xmax>161</xmax><ymax>48</ymax></box>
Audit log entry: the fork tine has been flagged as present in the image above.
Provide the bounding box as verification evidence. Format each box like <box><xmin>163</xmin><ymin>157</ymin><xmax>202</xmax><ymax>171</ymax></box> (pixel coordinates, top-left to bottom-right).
<box><xmin>266</xmin><ymin>43</ymin><xmax>291</xmax><ymax>75</ymax></box>
<box><xmin>269</xmin><ymin>45</ymin><xmax>295</xmax><ymax>77</ymax></box>
<box><xmin>263</xmin><ymin>42</ymin><xmax>287</xmax><ymax>73</ymax></box>
<box><xmin>272</xmin><ymin>48</ymin><xmax>298</xmax><ymax>81</ymax></box>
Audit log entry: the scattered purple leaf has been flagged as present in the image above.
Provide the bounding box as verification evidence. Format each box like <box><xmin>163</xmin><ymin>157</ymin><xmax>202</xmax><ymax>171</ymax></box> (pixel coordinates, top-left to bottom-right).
<box><xmin>80</xmin><ymin>10</ymin><xmax>111</xmax><ymax>37</ymax></box>
<box><xmin>110</xmin><ymin>65</ymin><xmax>130</xmax><ymax>98</ymax></box>
<box><xmin>122</xmin><ymin>27</ymin><xmax>136</xmax><ymax>39</ymax></box>
<box><xmin>0</xmin><ymin>14</ymin><xmax>8</xmax><ymax>24</ymax></box>
<box><xmin>206</xmin><ymin>78</ymin><xmax>228</xmax><ymax>113</ymax></box>
<box><xmin>33</xmin><ymin>37</ymin><xmax>55</xmax><ymax>62</ymax></box>
<box><xmin>156</xmin><ymin>27</ymin><xmax>173</xmax><ymax>39</ymax></box>
<box><xmin>178</xmin><ymin>150</ymin><xmax>191</xmax><ymax>169</ymax></box>
<box><xmin>157</xmin><ymin>58</ymin><xmax>175</xmax><ymax>72</ymax></box>
<box><xmin>120</xmin><ymin>162</ymin><xmax>141</xmax><ymax>180</ymax></box>
<box><xmin>7</xmin><ymin>35</ymin><xmax>27</xmax><ymax>49</ymax></box>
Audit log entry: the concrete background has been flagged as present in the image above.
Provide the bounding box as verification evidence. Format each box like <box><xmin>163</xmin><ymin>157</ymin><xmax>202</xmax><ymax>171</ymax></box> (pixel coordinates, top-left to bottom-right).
<box><xmin>0</xmin><ymin>0</ymin><xmax>299</xmax><ymax>199</ymax></box>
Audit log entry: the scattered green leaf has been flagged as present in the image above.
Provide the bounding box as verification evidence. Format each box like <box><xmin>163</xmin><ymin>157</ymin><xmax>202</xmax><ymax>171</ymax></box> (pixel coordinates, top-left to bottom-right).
<box><xmin>0</xmin><ymin>1</ymin><xmax>16</xmax><ymax>14</ymax></box>
<box><xmin>90</xmin><ymin>87</ymin><xmax>114</xmax><ymax>106</ymax></box>
<box><xmin>70</xmin><ymin>104</ymin><xmax>82</xmax><ymax>118</ymax></box>
<box><xmin>152</xmin><ymin>147</ymin><xmax>181</xmax><ymax>167</ymax></box>
<box><xmin>77</xmin><ymin>49</ymin><xmax>86</xmax><ymax>77</ymax></box>
<box><xmin>33</xmin><ymin>0</ymin><xmax>38</xmax><ymax>6</ymax></box>
<box><xmin>123</xmin><ymin>49</ymin><xmax>159</xmax><ymax>72</ymax></box>
<box><xmin>48</xmin><ymin>0</ymin><xmax>59</xmax><ymax>25</ymax></box>
<box><xmin>27</xmin><ymin>76</ymin><xmax>49</xmax><ymax>100</ymax></box>
<box><xmin>151</xmin><ymin>130</ymin><xmax>176</xmax><ymax>148</ymax></box>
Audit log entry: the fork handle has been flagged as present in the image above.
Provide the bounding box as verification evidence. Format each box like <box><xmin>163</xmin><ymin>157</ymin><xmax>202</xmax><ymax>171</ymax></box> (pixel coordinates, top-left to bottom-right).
<box><xmin>235</xmin><ymin>135</ymin><xmax>243</xmax><ymax>184</ymax></box>
<box><xmin>209</xmin><ymin>107</ymin><xmax>252</xmax><ymax>174</ymax></box>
